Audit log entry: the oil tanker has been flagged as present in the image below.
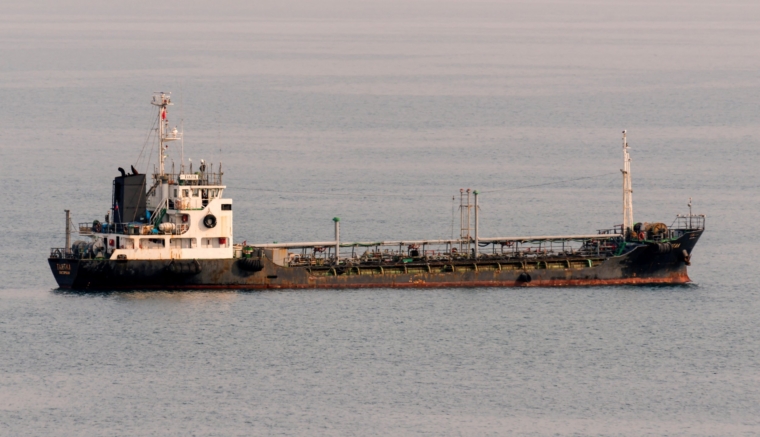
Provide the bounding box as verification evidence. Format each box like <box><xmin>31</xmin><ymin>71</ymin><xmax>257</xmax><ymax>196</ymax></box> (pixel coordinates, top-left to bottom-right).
<box><xmin>48</xmin><ymin>93</ymin><xmax>704</xmax><ymax>290</ymax></box>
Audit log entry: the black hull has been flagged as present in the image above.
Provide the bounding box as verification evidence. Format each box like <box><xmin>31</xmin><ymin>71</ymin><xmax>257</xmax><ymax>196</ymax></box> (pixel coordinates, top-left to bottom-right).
<box><xmin>49</xmin><ymin>231</ymin><xmax>702</xmax><ymax>291</ymax></box>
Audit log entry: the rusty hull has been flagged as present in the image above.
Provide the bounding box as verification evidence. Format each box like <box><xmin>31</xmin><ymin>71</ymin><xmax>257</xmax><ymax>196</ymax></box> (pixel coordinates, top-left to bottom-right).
<box><xmin>49</xmin><ymin>230</ymin><xmax>701</xmax><ymax>291</ymax></box>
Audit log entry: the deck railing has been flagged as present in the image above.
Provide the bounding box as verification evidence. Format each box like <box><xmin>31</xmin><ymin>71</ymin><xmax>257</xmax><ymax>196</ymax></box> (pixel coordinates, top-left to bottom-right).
<box><xmin>597</xmin><ymin>225</ymin><xmax>624</xmax><ymax>235</ymax></box>
<box><xmin>78</xmin><ymin>222</ymin><xmax>189</xmax><ymax>236</ymax></box>
<box><xmin>153</xmin><ymin>172</ymin><xmax>223</xmax><ymax>186</ymax></box>
<box><xmin>49</xmin><ymin>248</ymin><xmax>76</xmax><ymax>259</ymax></box>
<box><xmin>248</xmin><ymin>234</ymin><xmax>627</xmax><ymax>267</ymax></box>
<box><xmin>671</xmin><ymin>214</ymin><xmax>705</xmax><ymax>230</ymax></box>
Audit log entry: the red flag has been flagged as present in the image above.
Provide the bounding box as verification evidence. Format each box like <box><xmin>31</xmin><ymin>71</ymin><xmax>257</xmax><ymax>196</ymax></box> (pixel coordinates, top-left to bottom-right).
<box><xmin>161</xmin><ymin>109</ymin><xmax>166</xmax><ymax>120</ymax></box>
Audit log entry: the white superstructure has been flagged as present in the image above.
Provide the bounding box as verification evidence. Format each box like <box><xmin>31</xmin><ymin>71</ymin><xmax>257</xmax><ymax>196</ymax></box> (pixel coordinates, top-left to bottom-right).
<box><xmin>83</xmin><ymin>92</ymin><xmax>234</xmax><ymax>261</ymax></box>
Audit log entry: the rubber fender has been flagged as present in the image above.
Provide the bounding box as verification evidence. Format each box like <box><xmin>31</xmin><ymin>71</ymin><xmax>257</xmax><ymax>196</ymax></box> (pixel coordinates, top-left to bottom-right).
<box><xmin>203</xmin><ymin>214</ymin><xmax>217</xmax><ymax>228</ymax></box>
<box><xmin>86</xmin><ymin>261</ymin><xmax>112</xmax><ymax>277</ymax></box>
<box><xmin>682</xmin><ymin>249</ymin><xmax>691</xmax><ymax>266</ymax></box>
<box><xmin>100</xmin><ymin>262</ymin><xmax>113</xmax><ymax>277</ymax></box>
<box><xmin>657</xmin><ymin>243</ymin><xmax>673</xmax><ymax>254</ymax></box>
<box><xmin>112</xmin><ymin>263</ymin><xmax>135</xmax><ymax>277</ymax></box>
<box><xmin>239</xmin><ymin>258</ymin><xmax>264</xmax><ymax>272</ymax></box>
<box><xmin>167</xmin><ymin>260</ymin><xmax>202</xmax><ymax>275</ymax></box>
<box><xmin>517</xmin><ymin>272</ymin><xmax>532</xmax><ymax>283</ymax></box>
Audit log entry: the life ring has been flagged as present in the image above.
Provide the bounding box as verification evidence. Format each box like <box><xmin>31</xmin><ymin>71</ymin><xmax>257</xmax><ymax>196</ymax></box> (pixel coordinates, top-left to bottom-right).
<box><xmin>109</xmin><ymin>239</ymin><xmax>115</xmax><ymax>247</ymax></box>
<box><xmin>638</xmin><ymin>231</ymin><xmax>646</xmax><ymax>240</ymax></box>
<box><xmin>203</xmin><ymin>214</ymin><xmax>217</xmax><ymax>228</ymax></box>
<box><xmin>182</xmin><ymin>214</ymin><xmax>189</xmax><ymax>223</ymax></box>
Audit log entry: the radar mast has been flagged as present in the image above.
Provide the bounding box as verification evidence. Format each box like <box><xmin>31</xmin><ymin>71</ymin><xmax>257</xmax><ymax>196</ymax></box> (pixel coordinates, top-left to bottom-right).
<box><xmin>151</xmin><ymin>92</ymin><xmax>180</xmax><ymax>176</ymax></box>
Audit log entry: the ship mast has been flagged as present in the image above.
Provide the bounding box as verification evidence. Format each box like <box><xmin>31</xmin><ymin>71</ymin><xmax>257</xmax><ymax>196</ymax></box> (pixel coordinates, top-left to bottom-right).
<box><xmin>151</xmin><ymin>92</ymin><xmax>180</xmax><ymax>176</ymax></box>
<box><xmin>621</xmin><ymin>130</ymin><xmax>633</xmax><ymax>233</ymax></box>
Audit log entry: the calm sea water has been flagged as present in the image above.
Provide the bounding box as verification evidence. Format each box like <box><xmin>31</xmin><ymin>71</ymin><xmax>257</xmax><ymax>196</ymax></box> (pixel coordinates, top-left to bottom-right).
<box><xmin>1</xmin><ymin>1</ymin><xmax>759</xmax><ymax>435</ymax></box>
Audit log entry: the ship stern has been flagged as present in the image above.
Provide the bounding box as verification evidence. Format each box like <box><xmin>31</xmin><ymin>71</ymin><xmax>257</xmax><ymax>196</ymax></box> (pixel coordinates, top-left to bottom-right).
<box><xmin>48</xmin><ymin>248</ymin><xmax>80</xmax><ymax>289</ymax></box>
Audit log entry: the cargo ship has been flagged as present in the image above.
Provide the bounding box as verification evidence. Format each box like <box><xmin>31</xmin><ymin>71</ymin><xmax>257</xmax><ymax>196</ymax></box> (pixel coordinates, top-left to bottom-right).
<box><xmin>48</xmin><ymin>92</ymin><xmax>704</xmax><ymax>290</ymax></box>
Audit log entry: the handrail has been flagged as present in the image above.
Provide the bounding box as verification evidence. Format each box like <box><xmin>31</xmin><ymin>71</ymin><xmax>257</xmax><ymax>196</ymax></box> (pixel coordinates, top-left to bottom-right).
<box><xmin>251</xmin><ymin>234</ymin><xmax>619</xmax><ymax>250</ymax></box>
<box><xmin>78</xmin><ymin>220</ymin><xmax>189</xmax><ymax>236</ymax></box>
<box><xmin>153</xmin><ymin>172</ymin><xmax>224</xmax><ymax>186</ymax></box>
<box><xmin>49</xmin><ymin>248</ymin><xmax>76</xmax><ymax>259</ymax></box>
<box><xmin>671</xmin><ymin>214</ymin><xmax>705</xmax><ymax>230</ymax></box>
<box><xmin>151</xmin><ymin>197</ymin><xmax>168</xmax><ymax>227</ymax></box>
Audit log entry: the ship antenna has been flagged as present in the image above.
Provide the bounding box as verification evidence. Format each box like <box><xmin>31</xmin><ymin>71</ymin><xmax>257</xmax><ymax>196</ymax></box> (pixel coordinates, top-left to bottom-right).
<box><xmin>450</xmin><ymin>195</ymin><xmax>456</xmax><ymax>240</ymax></box>
<box><xmin>152</xmin><ymin>92</ymin><xmax>167</xmax><ymax>176</ymax></box>
<box><xmin>621</xmin><ymin>130</ymin><xmax>633</xmax><ymax>234</ymax></box>
<box><xmin>180</xmin><ymin>84</ymin><xmax>185</xmax><ymax>173</ymax></box>
<box><xmin>151</xmin><ymin>92</ymin><xmax>180</xmax><ymax>177</ymax></box>
<box><xmin>688</xmin><ymin>197</ymin><xmax>693</xmax><ymax>228</ymax></box>
<box><xmin>180</xmin><ymin>120</ymin><xmax>184</xmax><ymax>174</ymax></box>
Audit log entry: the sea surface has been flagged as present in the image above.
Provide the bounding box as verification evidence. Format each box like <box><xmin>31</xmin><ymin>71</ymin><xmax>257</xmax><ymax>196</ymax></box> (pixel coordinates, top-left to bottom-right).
<box><xmin>1</xmin><ymin>1</ymin><xmax>759</xmax><ymax>435</ymax></box>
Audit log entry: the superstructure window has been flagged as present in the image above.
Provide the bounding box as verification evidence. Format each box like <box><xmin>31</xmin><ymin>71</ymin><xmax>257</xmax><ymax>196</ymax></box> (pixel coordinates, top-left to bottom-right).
<box><xmin>202</xmin><ymin>237</ymin><xmax>230</xmax><ymax>248</ymax></box>
<box><xmin>222</xmin><ymin>204</ymin><xmax>232</xmax><ymax>211</ymax></box>
<box><xmin>140</xmin><ymin>238</ymin><xmax>166</xmax><ymax>249</ymax></box>
<box><xmin>170</xmin><ymin>238</ymin><xmax>196</xmax><ymax>249</ymax></box>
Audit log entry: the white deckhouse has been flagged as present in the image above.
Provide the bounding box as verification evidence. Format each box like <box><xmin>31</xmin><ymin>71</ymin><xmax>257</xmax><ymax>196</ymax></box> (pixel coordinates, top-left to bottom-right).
<box><xmin>79</xmin><ymin>92</ymin><xmax>233</xmax><ymax>261</ymax></box>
